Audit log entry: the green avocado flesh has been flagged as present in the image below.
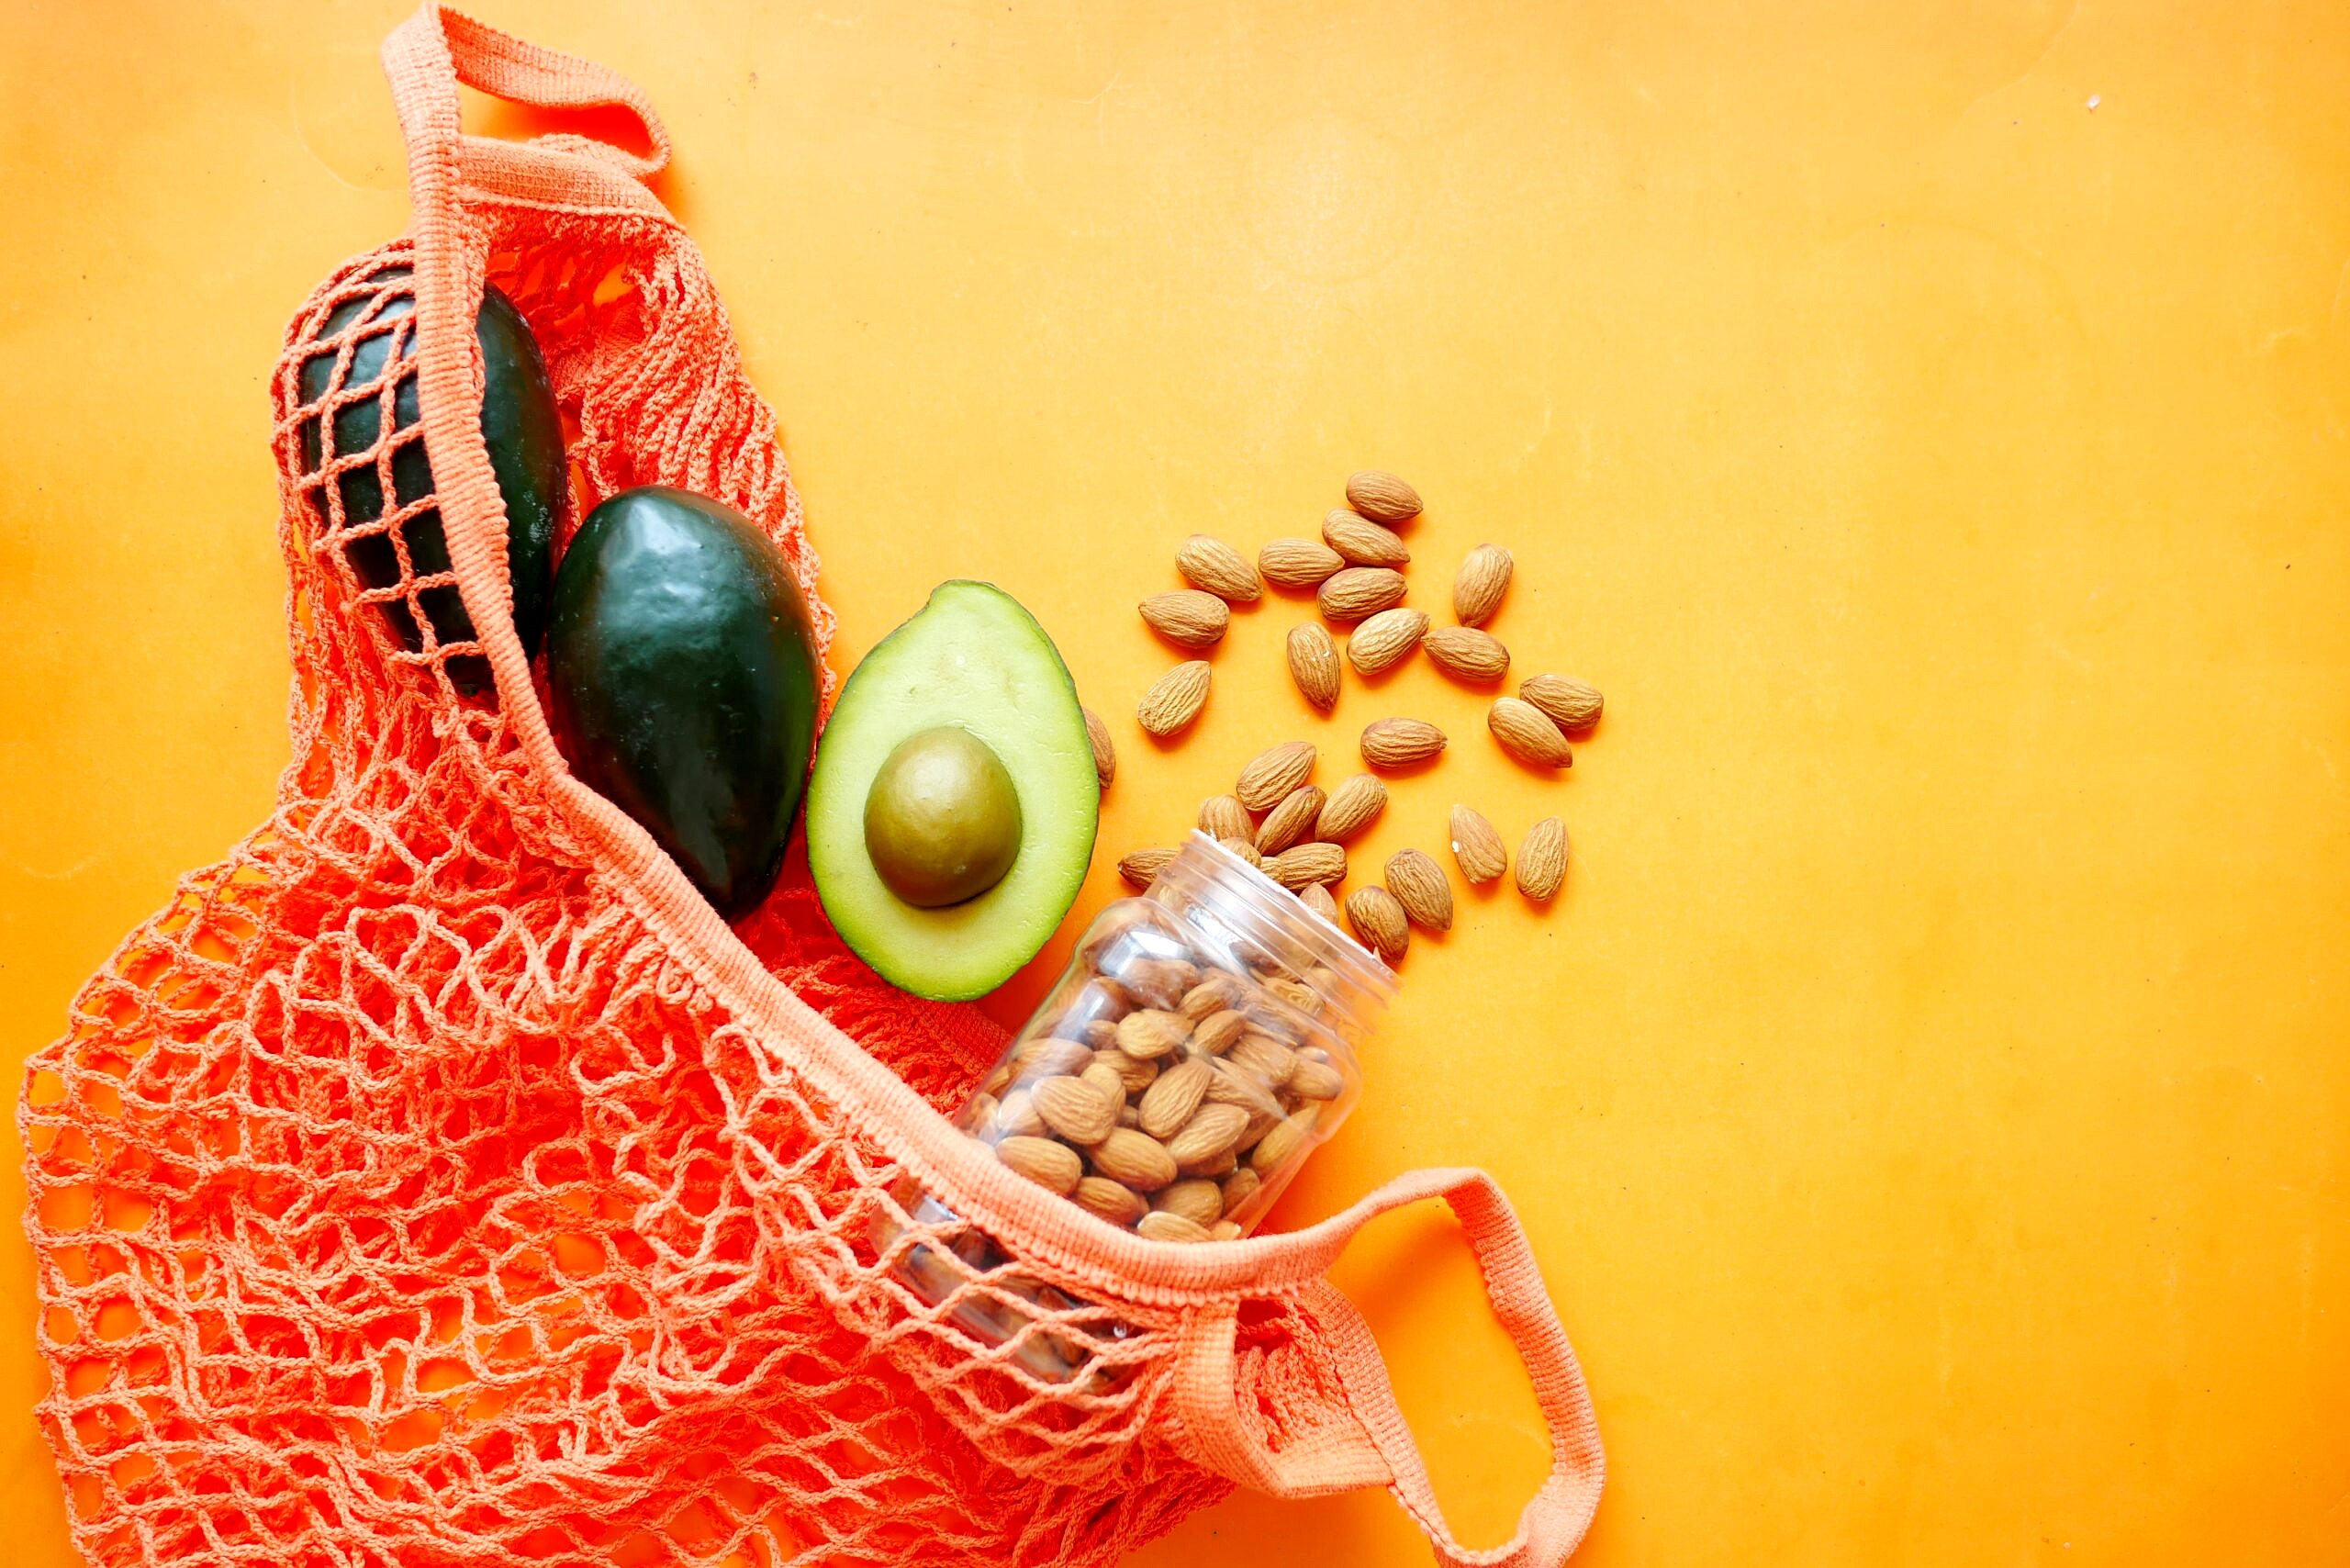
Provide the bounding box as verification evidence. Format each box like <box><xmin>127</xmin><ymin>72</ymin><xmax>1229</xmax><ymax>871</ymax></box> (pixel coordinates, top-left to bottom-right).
<box><xmin>297</xmin><ymin>266</ymin><xmax>566</xmax><ymax>695</ymax></box>
<box><xmin>864</xmin><ymin>726</ymin><xmax>1024</xmax><ymax>907</ymax></box>
<box><xmin>546</xmin><ymin>486</ymin><xmax>823</xmax><ymax>922</ymax></box>
<box><xmin>808</xmin><ymin>582</ymin><xmax>1099</xmax><ymax>1001</ymax></box>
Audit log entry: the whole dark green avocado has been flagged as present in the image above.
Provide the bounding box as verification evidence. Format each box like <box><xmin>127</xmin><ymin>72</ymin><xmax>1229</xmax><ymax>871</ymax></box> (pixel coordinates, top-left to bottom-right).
<box><xmin>545</xmin><ymin>486</ymin><xmax>822</xmax><ymax>920</ymax></box>
<box><xmin>297</xmin><ymin>265</ymin><xmax>566</xmax><ymax>694</ymax></box>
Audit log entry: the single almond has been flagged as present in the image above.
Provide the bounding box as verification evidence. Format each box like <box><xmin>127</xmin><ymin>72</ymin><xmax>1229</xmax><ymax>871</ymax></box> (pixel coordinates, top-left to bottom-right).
<box><xmin>998</xmin><ymin>1135</ymin><xmax>1082</xmax><ymax>1195</ymax></box>
<box><xmin>1517</xmin><ymin>817</ymin><xmax>1569</xmax><ymax>901</ymax></box>
<box><xmin>1165</xmin><ymin>1103</ymin><xmax>1251</xmax><ymax>1168</ymax></box>
<box><xmin>1264</xmin><ymin>842</ymin><xmax>1347</xmax><ymax>890</ymax></box>
<box><xmin>1344</xmin><ymin>886</ymin><xmax>1409</xmax><ymax>960</ymax></box>
<box><xmin>1138</xmin><ymin>1056</ymin><xmax>1214</xmax><ymax>1138</ymax></box>
<box><xmin>1136</xmin><ymin>1209</ymin><xmax>1214</xmax><ymax>1243</ymax></box>
<box><xmin>994</xmin><ymin>1088</ymin><xmax>1046</xmax><ymax>1138</ymax></box>
<box><xmin>1248</xmin><ymin>1108</ymin><xmax>1322</xmax><ymax>1175</ymax></box>
<box><xmin>1229</xmin><ymin>1033</ymin><xmax>1297</xmax><ymax>1089</ymax></box>
<box><xmin>1256</xmin><ymin>785</ymin><xmax>1326</xmax><ymax>856</ymax></box>
<box><xmin>1192</xmin><ymin>1008</ymin><xmax>1248</xmax><ymax>1056</ymax></box>
<box><xmin>1286</xmin><ymin>622</ymin><xmax>1341</xmax><ymax>711</ymax></box>
<box><xmin>1346</xmin><ymin>469</ymin><xmax>1423</xmax><ymax>524</ymax></box>
<box><xmin>1422</xmin><ymin>625</ymin><xmax>1510</xmax><ymax>683</ymax></box>
<box><xmin>1289</xmin><ymin>1055</ymin><xmax>1346</xmax><ymax>1101</ymax></box>
<box><xmin>1299</xmin><ymin>881</ymin><xmax>1341</xmax><ymax>924</ymax></box>
<box><xmin>1031</xmin><ymin>1074</ymin><xmax>1121</xmax><ymax>1145</ymax></box>
<box><xmin>1114</xmin><ymin>1009</ymin><xmax>1189</xmax><ymax>1060</ymax></box>
<box><xmin>1323</xmin><ymin>508</ymin><xmax>1411</xmax><ymax>567</ymax></box>
<box><xmin>1260</xmin><ymin>976</ymin><xmax>1323</xmax><ymax>1018</ymax></box>
<box><xmin>1091</xmin><ymin>1126</ymin><xmax>1179</xmax><ymax>1192</ymax></box>
<box><xmin>1347</xmin><ymin>608</ymin><xmax>1429</xmax><ymax>677</ymax></box>
<box><xmin>1317</xmin><ymin>566</ymin><xmax>1408</xmax><ymax>622</ymax></box>
<box><xmin>1081</xmin><ymin>706</ymin><xmax>1115</xmax><ymax>789</ymax></box>
<box><xmin>1236</xmin><ymin>741</ymin><xmax>1316</xmax><ymax>810</ymax></box>
<box><xmin>1220</xmin><ymin>1167</ymin><xmax>1262</xmax><ymax>1215</ymax></box>
<box><xmin>1520</xmin><ymin>673</ymin><xmax>1604</xmax><ymax>732</ymax></box>
<box><xmin>1117</xmin><ymin>846</ymin><xmax>1178</xmax><ymax>889</ymax></box>
<box><xmin>1180</xmin><ymin>972</ymin><xmax>1247</xmax><ymax>1023</ymax></box>
<box><xmin>1152</xmin><ymin>1178</ymin><xmax>1225</xmax><ymax>1228</ymax></box>
<box><xmin>1218</xmin><ymin>835</ymin><xmax>1263</xmax><ymax>869</ymax></box>
<box><xmin>1176</xmin><ymin>534</ymin><xmax>1263</xmax><ymax>603</ymax></box>
<box><xmin>1080</xmin><ymin>1058</ymin><xmax>1128</xmax><ymax>1102</ymax></box>
<box><xmin>1452</xmin><ymin>543</ymin><xmax>1513</xmax><ymax>625</ymax></box>
<box><xmin>1384</xmin><ymin>848</ymin><xmax>1454</xmax><ymax>934</ymax></box>
<box><xmin>1211</xmin><ymin>1218</ymin><xmax>1244</xmax><ymax>1241</ymax></box>
<box><xmin>1138</xmin><ymin>588</ymin><xmax>1229</xmax><ymax>650</ymax></box>
<box><xmin>1013</xmin><ymin>1036</ymin><xmax>1095</xmax><ymax>1080</ymax></box>
<box><xmin>1259</xmin><ymin>536</ymin><xmax>1345</xmax><ymax>588</ymax></box>
<box><xmin>1093</xmin><ymin>1048</ymin><xmax>1158</xmax><ymax>1097</ymax></box>
<box><xmin>1073</xmin><ymin>1174</ymin><xmax>1148</xmax><ymax>1227</ymax></box>
<box><xmin>1489</xmin><ymin>697</ymin><xmax>1573</xmax><ymax>767</ymax></box>
<box><xmin>1315</xmin><ymin>772</ymin><xmax>1388</xmax><ymax>841</ymax></box>
<box><xmin>1196</xmin><ymin>794</ymin><xmax>1251</xmax><ymax>842</ymax></box>
<box><xmin>1205</xmin><ymin>1060</ymin><xmax>1283</xmax><ymax>1112</ymax></box>
<box><xmin>1137</xmin><ymin>661</ymin><xmax>1211</xmax><ymax>737</ymax></box>
<box><xmin>1122</xmin><ymin>956</ymin><xmax>1199</xmax><ymax>1009</ymax></box>
<box><xmin>1448</xmin><ymin>804</ymin><xmax>1508</xmax><ymax>883</ymax></box>
<box><xmin>1360</xmin><ymin>717</ymin><xmax>1447</xmax><ymax>769</ymax></box>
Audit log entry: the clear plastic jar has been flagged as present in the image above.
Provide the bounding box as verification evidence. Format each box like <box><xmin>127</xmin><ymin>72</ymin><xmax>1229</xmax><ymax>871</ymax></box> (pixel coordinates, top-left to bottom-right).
<box><xmin>884</xmin><ymin>833</ymin><xmax>1396</xmax><ymax>1380</ymax></box>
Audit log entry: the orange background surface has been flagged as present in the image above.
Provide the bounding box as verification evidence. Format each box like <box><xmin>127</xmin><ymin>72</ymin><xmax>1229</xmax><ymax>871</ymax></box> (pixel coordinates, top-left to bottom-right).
<box><xmin>5</xmin><ymin>2</ymin><xmax>2348</xmax><ymax>1563</ymax></box>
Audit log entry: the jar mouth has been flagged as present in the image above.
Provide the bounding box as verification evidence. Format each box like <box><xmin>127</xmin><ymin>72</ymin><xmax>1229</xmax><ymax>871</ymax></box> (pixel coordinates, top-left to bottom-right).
<box><xmin>1151</xmin><ymin>832</ymin><xmax>1397</xmax><ymax>1038</ymax></box>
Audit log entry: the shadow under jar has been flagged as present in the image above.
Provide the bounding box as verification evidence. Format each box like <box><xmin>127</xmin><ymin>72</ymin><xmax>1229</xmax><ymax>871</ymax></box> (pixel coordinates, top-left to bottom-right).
<box><xmin>879</xmin><ymin>834</ymin><xmax>1396</xmax><ymax>1385</ymax></box>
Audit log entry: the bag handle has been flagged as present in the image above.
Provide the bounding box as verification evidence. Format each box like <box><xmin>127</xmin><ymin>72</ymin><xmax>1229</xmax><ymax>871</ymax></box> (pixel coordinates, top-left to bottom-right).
<box><xmin>383</xmin><ymin>5</ymin><xmax>674</xmax><ymax>212</ymax></box>
<box><xmin>1175</xmin><ymin>1168</ymin><xmax>1605</xmax><ymax>1567</ymax></box>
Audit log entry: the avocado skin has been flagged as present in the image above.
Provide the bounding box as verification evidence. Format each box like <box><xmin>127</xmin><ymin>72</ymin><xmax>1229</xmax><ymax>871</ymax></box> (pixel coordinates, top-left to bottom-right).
<box><xmin>545</xmin><ymin>486</ymin><xmax>822</xmax><ymax>921</ymax></box>
<box><xmin>297</xmin><ymin>268</ymin><xmax>565</xmax><ymax>693</ymax></box>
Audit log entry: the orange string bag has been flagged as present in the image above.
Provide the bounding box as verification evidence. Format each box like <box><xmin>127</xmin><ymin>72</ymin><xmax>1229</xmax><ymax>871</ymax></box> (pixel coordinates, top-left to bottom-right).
<box><xmin>17</xmin><ymin>8</ymin><xmax>1604</xmax><ymax>1566</ymax></box>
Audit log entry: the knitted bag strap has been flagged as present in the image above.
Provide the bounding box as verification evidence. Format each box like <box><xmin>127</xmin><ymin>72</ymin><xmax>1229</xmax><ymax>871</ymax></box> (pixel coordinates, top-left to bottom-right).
<box><xmin>1175</xmin><ymin>1167</ymin><xmax>1606</xmax><ymax>1568</ymax></box>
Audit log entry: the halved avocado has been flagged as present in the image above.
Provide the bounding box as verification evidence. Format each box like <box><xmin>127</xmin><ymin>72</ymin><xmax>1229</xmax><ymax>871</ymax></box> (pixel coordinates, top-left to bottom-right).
<box><xmin>808</xmin><ymin>582</ymin><xmax>1099</xmax><ymax>1001</ymax></box>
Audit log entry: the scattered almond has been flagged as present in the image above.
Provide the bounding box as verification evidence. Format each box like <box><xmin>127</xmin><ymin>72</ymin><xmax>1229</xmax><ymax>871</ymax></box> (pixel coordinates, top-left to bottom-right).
<box><xmin>1384</xmin><ymin>849</ymin><xmax>1454</xmax><ymax>934</ymax></box>
<box><xmin>1347</xmin><ymin>608</ymin><xmax>1429</xmax><ymax>677</ymax></box>
<box><xmin>1448</xmin><ymin>805</ymin><xmax>1507</xmax><ymax>883</ymax></box>
<box><xmin>1315</xmin><ymin>772</ymin><xmax>1388</xmax><ymax>841</ymax></box>
<box><xmin>1137</xmin><ymin>661</ymin><xmax>1211</xmax><ymax>737</ymax></box>
<box><xmin>998</xmin><ymin>1136</ymin><xmax>1083</xmax><ymax>1195</ymax></box>
<box><xmin>1344</xmin><ymin>886</ymin><xmax>1409</xmax><ymax>961</ymax></box>
<box><xmin>1137</xmin><ymin>1209</ymin><xmax>1214</xmax><ymax>1243</ymax></box>
<box><xmin>1256</xmin><ymin>785</ymin><xmax>1326</xmax><ymax>856</ymax></box>
<box><xmin>1236</xmin><ymin>741</ymin><xmax>1316</xmax><ymax>811</ymax></box>
<box><xmin>1520</xmin><ymin>673</ymin><xmax>1604</xmax><ymax>732</ymax></box>
<box><xmin>1517</xmin><ymin>817</ymin><xmax>1568</xmax><ymax>901</ymax></box>
<box><xmin>1422</xmin><ymin>625</ymin><xmax>1510</xmax><ymax>683</ymax></box>
<box><xmin>1317</xmin><ymin>566</ymin><xmax>1409</xmax><ymax>622</ymax></box>
<box><xmin>1117</xmin><ymin>846</ymin><xmax>1178</xmax><ymax>889</ymax></box>
<box><xmin>1452</xmin><ymin>543</ymin><xmax>1512</xmax><ymax>625</ymax></box>
<box><xmin>1323</xmin><ymin>508</ymin><xmax>1411</xmax><ymax>567</ymax></box>
<box><xmin>1488</xmin><ymin>697</ymin><xmax>1573</xmax><ymax>768</ymax></box>
<box><xmin>1346</xmin><ymin>470</ymin><xmax>1422</xmax><ymax>524</ymax></box>
<box><xmin>1198</xmin><ymin>794</ymin><xmax>1253</xmax><ymax>841</ymax></box>
<box><xmin>1299</xmin><ymin>881</ymin><xmax>1341</xmax><ymax>924</ymax></box>
<box><xmin>1259</xmin><ymin>536</ymin><xmax>1345</xmax><ymax>588</ymax></box>
<box><xmin>1264</xmin><ymin>841</ymin><xmax>1347</xmax><ymax>890</ymax></box>
<box><xmin>1139</xmin><ymin>589</ymin><xmax>1229</xmax><ymax>650</ymax></box>
<box><xmin>1082</xmin><ymin>706</ymin><xmax>1115</xmax><ymax>789</ymax></box>
<box><xmin>1285</xmin><ymin>622</ymin><xmax>1341</xmax><ymax>711</ymax></box>
<box><xmin>1360</xmin><ymin>717</ymin><xmax>1447</xmax><ymax>769</ymax></box>
<box><xmin>1176</xmin><ymin>534</ymin><xmax>1262</xmax><ymax>603</ymax></box>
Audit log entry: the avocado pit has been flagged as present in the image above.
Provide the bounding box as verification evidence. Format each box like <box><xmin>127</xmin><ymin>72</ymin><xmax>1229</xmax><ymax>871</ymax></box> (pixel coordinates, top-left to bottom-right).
<box><xmin>864</xmin><ymin>726</ymin><xmax>1024</xmax><ymax>907</ymax></box>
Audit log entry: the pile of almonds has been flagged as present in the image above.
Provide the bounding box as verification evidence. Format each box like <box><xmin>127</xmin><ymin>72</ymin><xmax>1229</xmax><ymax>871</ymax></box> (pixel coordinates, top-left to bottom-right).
<box><xmin>961</xmin><ymin>900</ymin><xmax>1353</xmax><ymax>1242</ymax></box>
<box><xmin>1103</xmin><ymin>470</ymin><xmax>1605</xmax><ymax>961</ymax></box>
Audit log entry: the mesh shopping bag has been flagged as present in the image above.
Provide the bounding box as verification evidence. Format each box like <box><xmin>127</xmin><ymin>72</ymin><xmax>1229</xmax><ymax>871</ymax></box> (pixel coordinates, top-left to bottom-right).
<box><xmin>17</xmin><ymin>9</ymin><xmax>1604</xmax><ymax>1565</ymax></box>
